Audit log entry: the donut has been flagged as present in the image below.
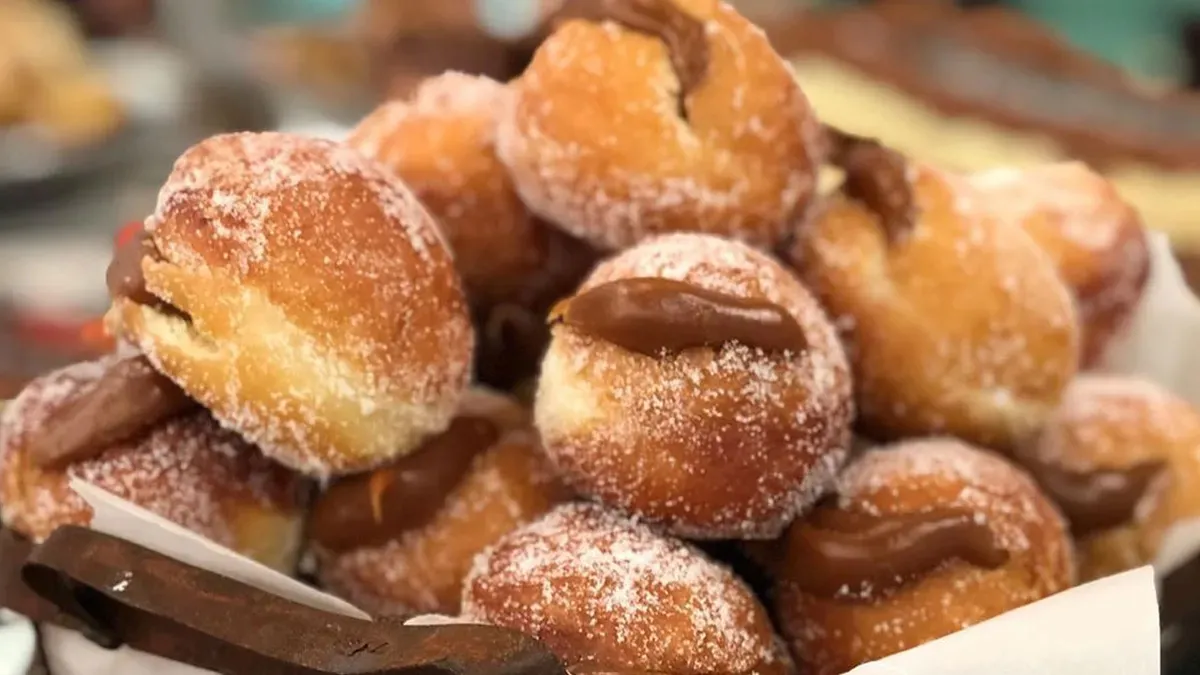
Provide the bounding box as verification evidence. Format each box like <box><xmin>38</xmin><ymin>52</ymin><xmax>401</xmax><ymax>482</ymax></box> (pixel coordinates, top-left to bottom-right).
<box><xmin>0</xmin><ymin>356</ymin><xmax>305</xmax><ymax>572</ymax></box>
<box><xmin>536</xmin><ymin>233</ymin><xmax>852</xmax><ymax>539</ymax></box>
<box><xmin>105</xmin><ymin>131</ymin><xmax>474</xmax><ymax>477</ymax></box>
<box><xmin>497</xmin><ymin>0</ymin><xmax>822</xmax><ymax>251</ymax></box>
<box><xmin>462</xmin><ymin>503</ymin><xmax>790</xmax><ymax>675</ymax></box>
<box><xmin>348</xmin><ymin>72</ymin><xmax>597</xmax><ymax>311</ymax></box>
<box><xmin>774</xmin><ymin>438</ymin><xmax>1074</xmax><ymax>675</ymax></box>
<box><xmin>785</xmin><ymin>132</ymin><xmax>1079</xmax><ymax>451</ymax></box>
<box><xmin>969</xmin><ymin>163</ymin><xmax>1150</xmax><ymax>368</ymax></box>
<box><xmin>309</xmin><ymin>389</ymin><xmax>569</xmax><ymax>617</ymax></box>
<box><xmin>1018</xmin><ymin>375</ymin><xmax>1200</xmax><ymax>581</ymax></box>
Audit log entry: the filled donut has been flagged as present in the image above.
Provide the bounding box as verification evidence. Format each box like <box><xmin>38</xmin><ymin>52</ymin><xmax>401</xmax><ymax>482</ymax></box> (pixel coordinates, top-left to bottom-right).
<box><xmin>786</xmin><ymin>131</ymin><xmax>1079</xmax><ymax>451</ymax></box>
<box><xmin>309</xmin><ymin>389</ymin><xmax>569</xmax><ymax>617</ymax></box>
<box><xmin>536</xmin><ymin>232</ymin><xmax>852</xmax><ymax>539</ymax></box>
<box><xmin>462</xmin><ymin>502</ymin><xmax>789</xmax><ymax>675</ymax></box>
<box><xmin>105</xmin><ymin>131</ymin><xmax>474</xmax><ymax>476</ymax></box>
<box><xmin>970</xmin><ymin>163</ymin><xmax>1150</xmax><ymax>368</ymax></box>
<box><xmin>773</xmin><ymin>438</ymin><xmax>1075</xmax><ymax>675</ymax></box>
<box><xmin>0</xmin><ymin>355</ymin><xmax>305</xmax><ymax>572</ymax></box>
<box><xmin>1018</xmin><ymin>375</ymin><xmax>1200</xmax><ymax>581</ymax></box>
<box><xmin>498</xmin><ymin>0</ymin><xmax>822</xmax><ymax>251</ymax></box>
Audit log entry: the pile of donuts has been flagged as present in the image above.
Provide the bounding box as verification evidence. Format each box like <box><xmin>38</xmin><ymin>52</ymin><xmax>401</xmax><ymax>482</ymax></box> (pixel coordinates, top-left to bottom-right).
<box><xmin>2</xmin><ymin>1</ymin><xmax>1198</xmax><ymax>674</ymax></box>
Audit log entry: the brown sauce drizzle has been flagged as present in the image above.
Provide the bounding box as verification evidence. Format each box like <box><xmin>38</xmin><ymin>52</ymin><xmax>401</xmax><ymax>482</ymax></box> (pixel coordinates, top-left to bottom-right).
<box><xmin>549</xmin><ymin>277</ymin><xmax>807</xmax><ymax>357</ymax></box>
<box><xmin>555</xmin><ymin>0</ymin><xmax>710</xmax><ymax>117</ymax></box>
<box><xmin>784</xmin><ymin>505</ymin><xmax>1009</xmax><ymax>599</ymax></box>
<box><xmin>308</xmin><ymin>416</ymin><xmax>501</xmax><ymax>553</ymax></box>
<box><xmin>27</xmin><ymin>356</ymin><xmax>198</xmax><ymax>469</ymax></box>
<box><xmin>825</xmin><ymin>126</ymin><xmax>919</xmax><ymax>244</ymax></box>
<box><xmin>1015</xmin><ymin>450</ymin><xmax>1166</xmax><ymax>537</ymax></box>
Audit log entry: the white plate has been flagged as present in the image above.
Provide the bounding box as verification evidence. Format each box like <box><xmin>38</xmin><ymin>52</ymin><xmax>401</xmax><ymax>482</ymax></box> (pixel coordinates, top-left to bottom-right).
<box><xmin>0</xmin><ymin>611</ymin><xmax>37</xmax><ymax>675</ymax></box>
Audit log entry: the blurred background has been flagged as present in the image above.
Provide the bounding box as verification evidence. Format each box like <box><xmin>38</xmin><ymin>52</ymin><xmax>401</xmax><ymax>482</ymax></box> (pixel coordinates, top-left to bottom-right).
<box><xmin>0</xmin><ymin>0</ymin><xmax>1199</xmax><ymax>395</ymax></box>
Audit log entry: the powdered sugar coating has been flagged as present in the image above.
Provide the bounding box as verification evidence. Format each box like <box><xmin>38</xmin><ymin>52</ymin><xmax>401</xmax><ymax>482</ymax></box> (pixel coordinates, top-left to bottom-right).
<box><xmin>776</xmin><ymin>439</ymin><xmax>1075</xmax><ymax>675</ymax></box>
<box><xmin>462</xmin><ymin>503</ymin><xmax>786</xmax><ymax>674</ymax></box>
<box><xmin>497</xmin><ymin>0</ymin><xmax>820</xmax><ymax>251</ymax></box>
<box><xmin>536</xmin><ymin>233</ymin><xmax>852</xmax><ymax>539</ymax></box>
<box><xmin>125</xmin><ymin>131</ymin><xmax>473</xmax><ymax>476</ymax></box>
<box><xmin>0</xmin><ymin>356</ymin><xmax>302</xmax><ymax>547</ymax></box>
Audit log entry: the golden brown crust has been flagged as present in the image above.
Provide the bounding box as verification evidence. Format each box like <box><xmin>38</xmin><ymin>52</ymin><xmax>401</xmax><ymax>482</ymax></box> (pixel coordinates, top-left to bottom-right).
<box><xmin>462</xmin><ymin>503</ymin><xmax>790</xmax><ymax>675</ymax></box>
<box><xmin>498</xmin><ymin>0</ymin><xmax>821</xmax><ymax>251</ymax></box>
<box><xmin>969</xmin><ymin>163</ymin><xmax>1150</xmax><ymax>368</ymax></box>
<box><xmin>0</xmin><ymin>357</ymin><xmax>305</xmax><ymax>572</ymax></box>
<box><xmin>786</xmin><ymin>163</ymin><xmax>1079</xmax><ymax>451</ymax></box>
<box><xmin>111</xmin><ymin>132</ymin><xmax>473</xmax><ymax>476</ymax></box>
<box><xmin>775</xmin><ymin>439</ymin><xmax>1074</xmax><ymax>675</ymax></box>
<box><xmin>349</xmin><ymin>73</ymin><xmax>594</xmax><ymax>309</ymax></box>
<box><xmin>536</xmin><ymin>234</ymin><xmax>852</xmax><ymax>539</ymax></box>
<box><xmin>317</xmin><ymin>432</ymin><xmax>568</xmax><ymax>617</ymax></box>
<box><xmin>1027</xmin><ymin>376</ymin><xmax>1200</xmax><ymax>581</ymax></box>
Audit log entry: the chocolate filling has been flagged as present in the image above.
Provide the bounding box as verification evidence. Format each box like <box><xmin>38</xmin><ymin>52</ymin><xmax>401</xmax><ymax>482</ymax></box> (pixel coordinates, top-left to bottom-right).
<box><xmin>550</xmin><ymin>277</ymin><xmax>807</xmax><ymax>357</ymax></box>
<box><xmin>28</xmin><ymin>355</ymin><xmax>197</xmax><ymax>470</ymax></box>
<box><xmin>1015</xmin><ymin>451</ymin><xmax>1166</xmax><ymax>537</ymax></box>
<box><xmin>308</xmin><ymin>416</ymin><xmax>501</xmax><ymax>553</ymax></box>
<box><xmin>555</xmin><ymin>0</ymin><xmax>710</xmax><ymax>119</ymax></box>
<box><xmin>825</xmin><ymin>126</ymin><xmax>918</xmax><ymax>244</ymax></box>
<box><xmin>784</xmin><ymin>505</ymin><xmax>1009</xmax><ymax>599</ymax></box>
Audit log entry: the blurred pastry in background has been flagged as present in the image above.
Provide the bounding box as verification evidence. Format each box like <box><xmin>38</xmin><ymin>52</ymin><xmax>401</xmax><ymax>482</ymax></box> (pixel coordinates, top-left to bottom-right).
<box><xmin>254</xmin><ymin>25</ymin><xmax>373</xmax><ymax>107</ymax></box>
<box><xmin>0</xmin><ymin>0</ymin><xmax>123</xmax><ymax>146</ymax></box>
<box><xmin>970</xmin><ymin>163</ymin><xmax>1151</xmax><ymax>368</ymax></box>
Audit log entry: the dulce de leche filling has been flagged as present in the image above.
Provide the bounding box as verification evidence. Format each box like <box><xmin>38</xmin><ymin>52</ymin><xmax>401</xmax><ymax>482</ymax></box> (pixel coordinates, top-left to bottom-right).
<box><xmin>555</xmin><ymin>0</ymin><xmax>710</xmax><ymax>102</ymax></box>
<box><xmin>308</xmin><ymin>416</ymin><xmax>502</xmax><ymax>553</ymax></box>
<box><xmin>550</xmin><ymin>277</ymin><xmax>807</xmax><ymax>356</ymax></box>
<box><xmin>27</xmin><ymin>356</ymin><xmax>197</xmax><ymax>469</ymax></box>
<box><xmin>1015</xmin><ymin>452</ymin><xmax>1165</xmax><ymax>537</ymax></box>
<box><xmin>106</xmin><ymin>228</ymin><xmax>165</xmax><ymax>309</ymax></box>
<box><xmin>784</xmin><ymin>506</ymin><xmax>1010</xmax><ymax>598</ymax></box>
<box><xmin>826</xmin><ymin>126</ymin><xmax>918</xmax><ymax>243</ymax></box>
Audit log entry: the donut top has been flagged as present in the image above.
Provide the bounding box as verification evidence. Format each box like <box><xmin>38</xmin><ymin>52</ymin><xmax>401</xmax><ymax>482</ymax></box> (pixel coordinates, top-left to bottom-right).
<box><xmin>22</xmin><ymin>354</ymin><xmax>195</xmax><ymax>469</ymax></box>
<box><xmin>555</xmin><ymin>0</ymin><xmax>710</xmax><ymax>99</ymax></box>
<box><xmin>0</xmin><ymin>357</ymin><xmax>299</xmax><ymax>544</ymax></box>
<box><xmin>551</xmin><ymin>277</ymin><xmax>807</xmax><ymax>356</ymax></box>
<box><xmin>1020</xmin><ymin>375</ymin><xmax>1200</xmax><ymax>535</ymax></box>
<box><xmin>463</xmin><ymin>503</ymin><xmax>781</xmax><ymax>674</ymax></box>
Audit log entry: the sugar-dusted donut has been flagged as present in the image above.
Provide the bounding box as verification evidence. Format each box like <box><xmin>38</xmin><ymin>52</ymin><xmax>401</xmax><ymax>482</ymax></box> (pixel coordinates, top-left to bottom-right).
<box><xmin>310</xmin><ymin>389</ymin><xmax>569</xmax><ymax>617</ymax></box>
<box><xmin>774</xmin><ymin>438</ymin><xmax>1074</xmax><ymax>675</ymax></box>
<box><xmin>1019</xmin><ymin>375</ymin><xmax>1200</xmax><ymax>580</ymax></box>
<box><xmin>536</xmin><ymin>233</ymin><xmax>852</xmax><ymax>539</ymax></box>
<box><xmin>106</xmin><ymin>132</ymin><xmax>474</xmax><ymax>476</ymax></box>
<box><xmin>498</xmin><ymin>0</ymin><xmax>822</xmax><ymax>251</ymax></box>
<box><xmin>462</xmin><ymin>503</ymin><xmax>790</xmax><ymax>674</ymax></box>
<box><xmin>970</xmin><ymin>163</ymin><xmax>1150</xmax><ymax>368</ymax></box>
<box><xmin>786</xmin><ymin>131</ymin><xmax>1079</xmax><ymax>451</ymax></box>
<box><xmin>0</xmin><ymin>356</ymin><xmax>305</xmax><ymax>572</ymax></box>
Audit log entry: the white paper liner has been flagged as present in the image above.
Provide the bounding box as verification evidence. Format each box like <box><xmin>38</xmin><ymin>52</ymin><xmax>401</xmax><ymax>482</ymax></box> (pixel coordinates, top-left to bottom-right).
<box><xmin>843</xmin><ymin>566</ymin><xmax>1160</xmax><ymax>674</ymax></box>
<box><xmin>0</xmin><ymin>610</ymin><xmax>36</xmax><ymax>675</ymax></box>
<box><xmin>41</xmin><ymin>624</ymin><xmax>217</xmax><ymax>675</ymax></box>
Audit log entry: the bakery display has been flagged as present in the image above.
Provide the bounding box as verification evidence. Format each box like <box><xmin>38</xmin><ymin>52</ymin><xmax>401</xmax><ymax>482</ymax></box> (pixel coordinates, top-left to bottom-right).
<box><xmin>786</xmin><ymin>131</ymin><xmax>1079</xmax><ymax>451</ymax></box>
<box><xmin>0</xmin><ymin>355</ymin><xmax>305</xmax><ymax>571</ymax></box>
<box><xmin>498</xmin><ymin>0</ymin><xmax>822</xmax><ymax>251</ymax></box>
<box><xmin>310</xmin><ymin>388</ymin><xmax>568</xmax><ymax>617</ymax></box>
<box><xmin>1020</xmin><ymin>375</ymin><xmax>1200</xmax><ymax>582</ymax></box>
<box><xmin>105</xmin><ymin>131</ymin><xmax>474</xmax><ymax>476</ymax></box>
<box><xmin>0</xmin><ymin>0</ymin><xmax>123</xmax><ymax>146</ymax></box>
<box><xmin>1</xmin><ymin>1</ymin><xmax>1196</xmax><ymax>671</ymax></box>
<box><xmin>969</xmin><ymin>163</ymin><xmax>1151</xmax><ymax>368</ymax></box>
<box><xmin>774</xmin><ymin>439</ymin><xmax>1075</xmax><ymax>675</ymax></box>
<box><xmin>537</xmin><ymin>232</ymin><xmax>852</xmax><ymax>539</ymax></box>
<box><xmin>463</xmin><ymin>502</ymin><xmax>790</xmax><ymax>674</ymax></box>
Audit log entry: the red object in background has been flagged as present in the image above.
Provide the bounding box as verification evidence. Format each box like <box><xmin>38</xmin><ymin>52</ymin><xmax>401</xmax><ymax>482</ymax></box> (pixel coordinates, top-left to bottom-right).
<box><xmin>115</xmin><ymin>220</ymin><xmax>143</xmax><ymax>248</ymax></box>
